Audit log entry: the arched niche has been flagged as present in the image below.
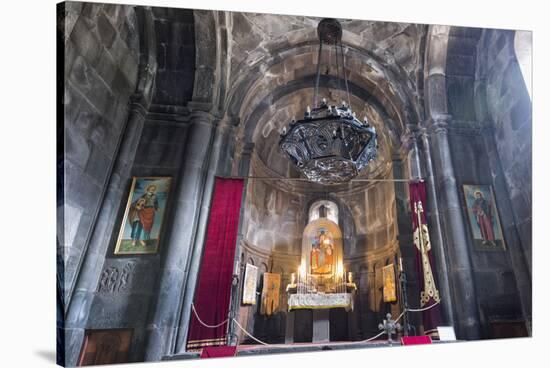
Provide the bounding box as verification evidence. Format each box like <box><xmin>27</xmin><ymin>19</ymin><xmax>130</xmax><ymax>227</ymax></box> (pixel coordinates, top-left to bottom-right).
<box><xmin>308</xmin><ymin>200</ymin><xmax>339</xmax><ymax>224</ymax></box>
<box><xmin>300</xmin><ymin>218</ymin><xmax>343</xmax><ymax>279</ymax></box>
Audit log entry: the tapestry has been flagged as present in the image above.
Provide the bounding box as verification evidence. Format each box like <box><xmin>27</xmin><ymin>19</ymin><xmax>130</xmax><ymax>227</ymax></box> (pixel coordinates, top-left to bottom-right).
<box><xmin>260</xmin><ymin>273</ymin><xmax>281</xmax><ymax>315</ymax></box>
<box><xmin>409</xmin><ymin>181</ymin><xmax>442</xmax><ymax>337</ymax></box>
<box><xmin>382</xmin><ymin>263</ymin><xmax>397</xmax><ymax>302</ymax></box>
<box><xmin>242</xmin><ymin>263</ymin><xmax>258</xmax><ymax>305</ymax></box>
<box><xmin>186</xmin><ymin>178</ymin><xmax>244</xmax><ymax>350</ymax></box>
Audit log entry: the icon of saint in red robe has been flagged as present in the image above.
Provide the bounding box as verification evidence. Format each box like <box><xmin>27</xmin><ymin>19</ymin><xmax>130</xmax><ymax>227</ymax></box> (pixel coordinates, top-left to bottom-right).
<box><xmin>471</xmin><ymin>190</ymin><xmax>496</xmax><ymax>246</ymax></box>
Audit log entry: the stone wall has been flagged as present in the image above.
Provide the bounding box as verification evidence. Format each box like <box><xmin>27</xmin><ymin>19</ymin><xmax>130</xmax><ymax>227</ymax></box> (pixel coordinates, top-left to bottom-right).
<box><xmin>83</xmin><ymin>121</ymin><xmax>189</xmax><ymax>363</ymax></box>
<box><xmin>445</xmin><ymin>27</ymin><xmax>482</xmax><ymax>121</ymax></box>
<box><xmin>59</xmin><ymin>1</ymin><xmax>140</xmax><ymax>307</ymax></box>
<box><xmin>447</xmin><ymin>127</ymin><xmax>526</xmax><ymax>337</ymax></box>
<box><xmin>150</xmin><ymin>7</ymin><xmax>195</xmax><ymax>109</ymax></box>
<box><xmin>475</xmin><ymin>29</ymin><xmax>532</xmax><ymax>272</ymax></box>
<box><xmin>239</xmin><ymin>164</ymin><xmax>401</xmax><ymax>341</ymax></box>
<box><xmin>441</xmin><ymin>26</ymin><xmax>532</xmax><ymax>336</ymax></box>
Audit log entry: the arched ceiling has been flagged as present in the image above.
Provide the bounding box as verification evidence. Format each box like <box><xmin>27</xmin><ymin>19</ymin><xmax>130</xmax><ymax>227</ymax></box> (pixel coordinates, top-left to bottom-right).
<box><xmin>193</xmin><ymin>11</ymin><xmax>429</xmax><ymax>186</ymax></box>
<box><xmin>250</xmin><ymin>86</ymin><xmax>394</xmax><ymax>180</ymax></box>
<box><xmin>225</xmin><ymin>13</ymin><xmax>427</xmax><ymax>124</ymax></box>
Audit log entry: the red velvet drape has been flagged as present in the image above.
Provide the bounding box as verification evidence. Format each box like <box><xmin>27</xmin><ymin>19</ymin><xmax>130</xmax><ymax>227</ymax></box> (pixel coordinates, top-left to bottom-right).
<box><xmin>186</xmin><ymin>178</ymin><xmax>244</xmax><ymax>350</ymax></box>
<box><xmin>409</xmin><ymin>181</ymin><xmax>442</xmax><ymax>337</ymax></box>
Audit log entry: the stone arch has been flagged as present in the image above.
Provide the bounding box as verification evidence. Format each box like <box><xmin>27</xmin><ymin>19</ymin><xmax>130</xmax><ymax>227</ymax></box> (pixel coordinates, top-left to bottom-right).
<box><xmin>227</xmin><ymin>41</ymin><xmax>421</xmax><ymax>130</ymax></box>
<box><xmin>192</xmin><ymin>10</ymin><xmax>223</xmax><ymax>110</ymax></box>
<box><xmin>301</xmin><ymin>218</ymin><xmax>343</xmax><ymax>277</ymax></box>
<box><xmin>133</xmin><ymin>6</ymin><xmax>158</xmax><ymax>109</ymax></box>
<box><xmin>308</xmin><ymin>199</ymin><xmax>339</xmax><ymax>224</ymax></box>
<box><xmin>423</xmin><ymin>25</ymin><xmax>451</xmax><ymax>119</ymax></box>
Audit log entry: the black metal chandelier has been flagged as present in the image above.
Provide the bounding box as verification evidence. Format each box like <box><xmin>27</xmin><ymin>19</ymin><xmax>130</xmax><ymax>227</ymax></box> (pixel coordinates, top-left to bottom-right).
<box><xmin>279</xmin><ymin>18</ymin><xmax>378</xmax><ymax>185</ymax></box>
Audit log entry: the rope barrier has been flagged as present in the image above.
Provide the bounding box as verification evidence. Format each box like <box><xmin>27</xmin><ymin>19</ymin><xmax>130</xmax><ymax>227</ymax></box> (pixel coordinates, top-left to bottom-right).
<box><xmin>406</xmin><ymin>301</ymin><xmax>440</xmax><ymax>313</ymax></box>
<box><xmin>191</xmin><ymin>301</ymin><xmax>441</xmax><ymax>348</ymax></box>
<box><xmin>348</xmin><ymin>330</ymin><xmax>386</xmax><ymax>344</ymax></box>
<box><xmin>232</xmin><ymin>318</ymin><xmax>271</xmax><ymax>346</ymax></box>
<box><xmin>191</xmin><ymin>303</ymin><xmax>229</xmax><ymax>329</ymax></box>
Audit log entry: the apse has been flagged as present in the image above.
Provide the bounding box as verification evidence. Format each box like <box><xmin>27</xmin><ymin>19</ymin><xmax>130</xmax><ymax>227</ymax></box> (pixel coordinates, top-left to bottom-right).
<box><xmin>57</xmin><ymin>2</ymin><xmax>532</xmax><ymax>366</ymax></box>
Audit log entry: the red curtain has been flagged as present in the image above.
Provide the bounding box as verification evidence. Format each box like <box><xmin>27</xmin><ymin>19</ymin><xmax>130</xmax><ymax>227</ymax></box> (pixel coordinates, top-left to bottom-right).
<box><xmin>409</xmin><ymin>181</ymin><xmax>442</xmax><ymax>337</ymax></box>
<box><xmin>186</xmin><ymin>178</ymin><xmax>244</xmax><ymax>350</ymax></box>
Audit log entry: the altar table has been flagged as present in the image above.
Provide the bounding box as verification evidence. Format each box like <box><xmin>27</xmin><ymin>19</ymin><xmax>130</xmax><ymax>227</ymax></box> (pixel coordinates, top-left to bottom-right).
<box><xmin>288</xmin><ymin>293</ymin><xmax>354</xmax><ymax>311</ymax></box>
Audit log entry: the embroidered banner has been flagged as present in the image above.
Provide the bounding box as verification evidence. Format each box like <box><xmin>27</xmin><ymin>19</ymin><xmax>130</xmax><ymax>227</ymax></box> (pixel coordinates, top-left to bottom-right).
<box><xmin>260</xmin><ymin>273</ymin><xmax>281</xmax><ymax>315</ymax></box>
<box><xmin>186</xmin><ymin>178</ymin><xmax>244</xmax><ymax>350</ymax></box>
<box><xmin>242</xmin><ymin>264</ymin><xmax>258</xmax><ymax>305</ymax></box>
<box><xmin>382</xmin><ymin>263</ymin><xmax>397</xmax><ymax>302</ymax></box>
<box><xmin>409</xmin><ymin>181</ymin><xmax>442</xmax><ymax>337</ymax></box>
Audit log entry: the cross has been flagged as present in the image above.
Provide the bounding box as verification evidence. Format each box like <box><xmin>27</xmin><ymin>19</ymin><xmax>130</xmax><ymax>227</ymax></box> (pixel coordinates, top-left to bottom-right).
<box><xmin>378</xmin><ymin>313</ymin><xmax>402</xmax><ymax>344</ymax></box>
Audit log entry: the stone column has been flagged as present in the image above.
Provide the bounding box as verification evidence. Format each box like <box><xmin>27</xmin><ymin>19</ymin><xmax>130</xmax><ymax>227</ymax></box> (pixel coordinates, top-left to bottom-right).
<box><xmin>172</xmin><ymin>117</ymin><xmax>238</xmax><ymax>353</ymax></box>
<box><xmin>418</xmin><ymin>126</ymin><xmax>455</xmax><ymax>328</ymax></box>
<box><xmin>237</xmin><ymin>142</ymin><xmax>255</xmax><ymax>177</ymax></box>
<box><xmin>144</xmin><ymin>110</ymin><xmax>217</xmax><ymax>361</ymax></box>
<box><xmin>64</xmin><ymin>100</ymin><xmax>148</xmax><ymax>367</ymax></box>
<box><xmin>226</xmin><ymin>141</ymin><xmax>254</xmax><ymax>345</ymax></box>
<box><xmin>427</xmin><ymin>114</ymin><xmax>480</xmax><ymax>339</ymax></box>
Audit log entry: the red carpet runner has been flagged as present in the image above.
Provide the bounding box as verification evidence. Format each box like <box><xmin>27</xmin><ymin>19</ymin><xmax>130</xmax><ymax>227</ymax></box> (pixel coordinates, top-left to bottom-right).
<box><xmin>200</xmin><ymin>346</ymin><xmax>238</xmax><ymax>358</ymax></box>
<box><xmin>186</xmin><ymin>178</ymin><xmax>244</xmax><ymax>350</ymax></box>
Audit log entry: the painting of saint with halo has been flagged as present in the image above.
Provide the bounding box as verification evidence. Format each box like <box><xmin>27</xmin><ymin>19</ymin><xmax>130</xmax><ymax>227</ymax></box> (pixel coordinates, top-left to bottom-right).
<box><xmin>462</xmin><ymin>184</ymin><xmax>506</xmax><ymax>251</ymax></box>
<box><xmin>114</xmin><ymin>177</ymin><xmax>172</xmax><ymax>255</ymax></box>
<box><xmin>310</xmin><ymin>228</ymin><xmax>334</xmax><ymax>274</ymax></box>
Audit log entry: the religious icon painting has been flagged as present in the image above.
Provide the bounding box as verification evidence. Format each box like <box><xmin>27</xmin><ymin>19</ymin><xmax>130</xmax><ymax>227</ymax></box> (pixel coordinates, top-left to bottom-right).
<box><xmin>242</xmin><ymin>263</ymin><xmax>259</xmax><ymax>305</ymax></box>
<box><xmin>462</xmin><ymin>184</ymin><xmax>506</xmax><ymax>251</ymax></box>
<box><xmin>260</xmin><ymin>273</ymin><xmax>281</xmax><ymax>316</ymax></box>
<box><xmin>114</xmin><ymin>177</ymin><xmax>172</xmax><ymax>255</ymax></box>
<box><xmin>382</xmin><ymin>264</ymin><xmax>397</xmax><ymax>302</ymax></box>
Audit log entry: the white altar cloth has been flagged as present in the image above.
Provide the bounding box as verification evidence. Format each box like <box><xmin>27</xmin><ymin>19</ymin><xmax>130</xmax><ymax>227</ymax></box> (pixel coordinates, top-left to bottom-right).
<box><xmin>288</xmin><ymin>293</ymin><xmax>353</xmax><ymax>311</ymax></box>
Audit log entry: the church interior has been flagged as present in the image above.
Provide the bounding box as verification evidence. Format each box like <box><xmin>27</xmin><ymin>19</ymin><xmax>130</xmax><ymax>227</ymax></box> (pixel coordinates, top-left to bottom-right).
<box><xmin>57</xmin><ymin>1</ymin><xmax>532</xmax><ymax>366</ymax></box>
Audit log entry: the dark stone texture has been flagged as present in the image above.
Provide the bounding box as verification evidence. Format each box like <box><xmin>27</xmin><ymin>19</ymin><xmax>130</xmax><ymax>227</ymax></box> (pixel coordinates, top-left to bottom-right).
<box><xmin>293</xmin><ymin>310</ymin><xmax>313</xmax><ymax>342</ymax></box>
<box><xmin>58</xmin><ymin>7</ymin><xmax>533</xmax><ymax>366</ymax></box>
<box><xmin>446</xmin><ymin>54</ymin><xmax>476</xmax><ymax>76</ymax></box>
<box><xmin>447</xmin><ymin>76</ymin><xmax>476</xmax><ymax>120</ymax></box>
<box><xmin>151</xmin><ymin>9</ymin><xmax>195</xmax><ymax>107</ymax></box>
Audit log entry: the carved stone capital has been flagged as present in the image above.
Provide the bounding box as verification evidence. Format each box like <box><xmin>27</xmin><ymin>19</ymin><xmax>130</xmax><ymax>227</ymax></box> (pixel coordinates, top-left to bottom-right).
<box><xmin>428</xmin><ymin>114</ymin><xmax>452</xmax><ymax>135</ymax></box>
<box><xmin>399</xmin><ymin>123</ymin><xmax>421</xmax><ymax>152</ymax></box>
<box><xmin>187</xmin><ymin>100</ymin><xmax>213</xmax><ymax>113</ymax></box>
<box><xmin>189</xmin><ymin>109</ymin><xmax>216</xmax><ymax>127</ymax></box>
<box><xmin>241</xmin><ymin>142</ymin><xmax>255</xmax><ymax>156</ymax></box>
<box><xmin>418</xmin><ymin>126</ymin><xmax>430</xmax><ymax>140</ymax></box>
<box><xmin>128</xmin><ymin>95</ymin><xmax>149</xmax><ymax>118</ymax></box>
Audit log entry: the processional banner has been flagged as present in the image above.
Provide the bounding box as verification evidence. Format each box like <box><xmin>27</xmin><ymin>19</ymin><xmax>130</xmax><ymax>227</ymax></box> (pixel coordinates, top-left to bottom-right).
<box><xmin>382</xmin><ymin>264</ymin><xmax>397</xmax><ymax>302</ymax></box>
<box><xmin>409</xmin><ymin>181</ymin><xmax>442</xmax><ymax>337</ymax></box>
<box><xmin>242</xmin><ymin>264</ymin><xmax>258</xmax><ymax>305</ymax></box>
<box><xmin>260</xmin><ymin>273</ymin><xmax>281</xmax><ymax>316</ymax></box>
<box><xmin>186</xmin><ymin>178</ymin><xmax>244</xmax><ymax>350</ymax></box>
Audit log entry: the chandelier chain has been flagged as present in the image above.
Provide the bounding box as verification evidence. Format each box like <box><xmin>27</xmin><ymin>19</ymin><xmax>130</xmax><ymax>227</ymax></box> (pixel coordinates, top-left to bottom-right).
<box><xmin>341</xmin><ymin>38</ymin><xmax>352</xmax><ymax>109</ymax></box>
<box><xmin>313</xmin><ymin>41</ymin><xmax>323</xmax><ymax>108</ymax></box>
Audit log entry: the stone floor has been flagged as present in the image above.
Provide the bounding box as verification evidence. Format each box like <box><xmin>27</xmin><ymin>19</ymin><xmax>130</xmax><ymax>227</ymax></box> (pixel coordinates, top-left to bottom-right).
<box><xmin>163</xmin><ymin>339</ymin><xmax>458</xmax><ymax>360</ymax></box>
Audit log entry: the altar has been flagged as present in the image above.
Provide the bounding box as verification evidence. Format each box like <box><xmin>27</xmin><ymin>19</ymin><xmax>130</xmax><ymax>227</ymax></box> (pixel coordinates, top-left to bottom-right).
<box><xmin>288</xmin><ymin>293</ymin><xmax>354</xmax><ymax>311</ymax></box>
<box><xmin>285</xmin><ymin>211</ymin><xmax>357</xmax><ymax>343</ymax></box>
